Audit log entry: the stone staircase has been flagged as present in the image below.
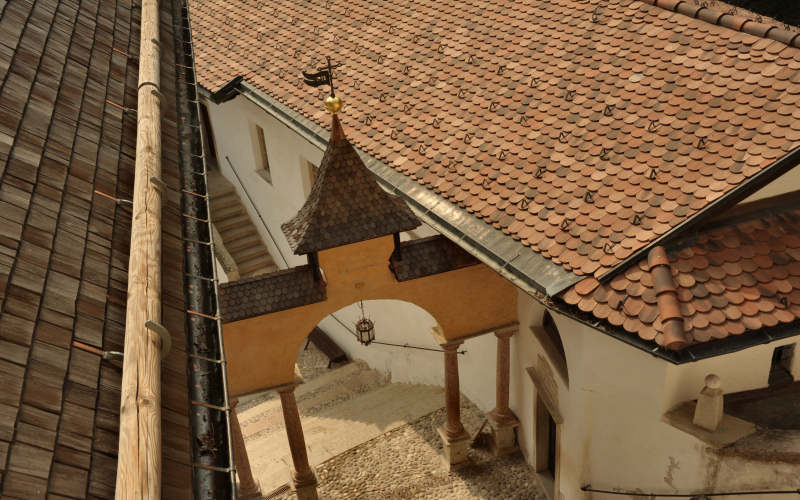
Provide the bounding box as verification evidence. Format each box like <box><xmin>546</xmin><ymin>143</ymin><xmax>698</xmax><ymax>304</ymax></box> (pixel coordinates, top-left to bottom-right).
<box><xmin>207</xmin><ymin>171</ymin><xmax>279</xmax><ymax>278</ymax></box>
<box><xmin>236</xmin><ymin>359</ymin><xmax>445</xmax><ymax>495</ymax></box>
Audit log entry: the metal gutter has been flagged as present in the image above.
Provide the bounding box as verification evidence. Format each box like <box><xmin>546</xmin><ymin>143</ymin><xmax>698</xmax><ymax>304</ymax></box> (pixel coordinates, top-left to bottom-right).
<box><xmin>174</xmin><ymin>3</ymin><xmax>236</xmax><ymax>498</ymax></box>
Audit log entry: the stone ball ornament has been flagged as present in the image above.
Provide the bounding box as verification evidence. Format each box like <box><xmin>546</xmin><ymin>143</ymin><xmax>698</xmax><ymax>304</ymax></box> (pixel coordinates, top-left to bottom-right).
<box><xmin>704</xmin><ymin>373</ymin><xmax>721</xmax><ymax>390</ymax></box>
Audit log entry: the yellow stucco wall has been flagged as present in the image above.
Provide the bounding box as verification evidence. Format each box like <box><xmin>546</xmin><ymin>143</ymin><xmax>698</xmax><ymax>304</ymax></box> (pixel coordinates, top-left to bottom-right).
<box><xmin>222</xmin><ymin>235</ymin><xmax>517</xmax><ymax>396</ymax></box>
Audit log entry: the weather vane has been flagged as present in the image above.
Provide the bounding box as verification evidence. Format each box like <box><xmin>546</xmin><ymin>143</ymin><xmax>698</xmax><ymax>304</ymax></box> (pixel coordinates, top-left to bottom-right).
<box><xmin>302</xmin><ymin>56</ymin><xmax>344</xmax><ymax>114</ymax></box>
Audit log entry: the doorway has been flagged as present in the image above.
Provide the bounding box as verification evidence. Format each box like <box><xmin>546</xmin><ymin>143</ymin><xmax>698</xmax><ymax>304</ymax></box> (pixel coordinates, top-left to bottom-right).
<box><xmin>535</xmin><ymin>394</ymin><xmax>558</xmax><ymax>498</ymax></box>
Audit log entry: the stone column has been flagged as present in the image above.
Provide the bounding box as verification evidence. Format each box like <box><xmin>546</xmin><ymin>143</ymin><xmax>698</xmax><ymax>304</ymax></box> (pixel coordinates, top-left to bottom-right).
<box><xmin>438</xmin><ymin>341</ymin><xmax>470</xmax><ymax>467</ymax></box>
<box><xmin>230</xmin><ymin>399</ymin><xmax>261</xmax><ymax>498</ymax></box>
<box><xmin>278</xmin><ymin>385</ymin><xmax>318</xmax><ymax>500</ymax></box>
<box><xmin>489</xmin><ymin>328</ymin><xmax>519</xmax><ymax>456</ymax></box>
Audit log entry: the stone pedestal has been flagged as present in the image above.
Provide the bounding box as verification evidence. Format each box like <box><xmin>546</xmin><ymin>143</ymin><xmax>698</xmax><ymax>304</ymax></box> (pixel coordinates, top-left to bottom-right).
<box><xmin>693</xmin><ymin>374</ymin><xmax>723</xmax><ymax>432</ymax></box>
<box><xmin>437</xmin><ymin>426</ymin><xmax>470</xmax><ymax>468</ymax></box>
<box><xmin>488</xmin><ymin>418</ymin><xmax>519</xmax><ymax>456</ymax></box>
<box><xmin>288</xmin><ymin>468</ymin><xmax>319</xmax><ymax>500</ymax></box>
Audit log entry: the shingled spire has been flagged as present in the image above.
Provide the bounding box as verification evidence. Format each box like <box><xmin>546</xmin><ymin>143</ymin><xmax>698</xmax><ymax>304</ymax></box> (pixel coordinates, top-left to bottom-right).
<box><xmin>282</xmin><ymin>115</ymin><xmax>420</xmax><ymax>254</ymax></box>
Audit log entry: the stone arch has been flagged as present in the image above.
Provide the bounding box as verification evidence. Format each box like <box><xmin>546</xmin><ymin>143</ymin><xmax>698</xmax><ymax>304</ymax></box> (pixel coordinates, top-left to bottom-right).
<box><xmin>310</xmin><ymin>299</ymin><xmax>445</xmax><ymax>382</ymax></box>
<box><xmin>222</xmin><ymin>235</ymin><xmax>518</xmax><ymax>396</ymax></box>
<box><xmin>533</xmin><ymin>310</ymin><xmax>569</xmax><ymax>386</ymax></box>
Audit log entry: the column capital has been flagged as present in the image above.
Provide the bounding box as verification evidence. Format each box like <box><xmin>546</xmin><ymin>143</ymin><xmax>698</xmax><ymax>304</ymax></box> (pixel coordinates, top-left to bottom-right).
<box><xmin>440</xmin><ymin>341</ymin><xmax>463</xmax><ymax>352</ymax></box>
<box><xmin>275</xmin><ymin>382</ymin><xmax>299</xmax><ymax>395</ymax></box>
<box><xmin>494</xmin><ymin>326</ymin><xmax>518</xmax><ymax>340</ymax></box>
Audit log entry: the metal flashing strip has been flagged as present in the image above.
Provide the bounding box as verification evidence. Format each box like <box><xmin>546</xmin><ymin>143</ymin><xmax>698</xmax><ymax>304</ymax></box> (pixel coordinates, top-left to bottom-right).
<box><xmin>236</xmin><ymin>82</ymin><xmax>579</xmax><ymax>298</ymax></box>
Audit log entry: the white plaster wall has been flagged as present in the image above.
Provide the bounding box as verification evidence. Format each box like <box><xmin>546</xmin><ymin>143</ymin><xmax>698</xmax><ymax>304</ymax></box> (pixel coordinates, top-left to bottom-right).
<box><xmin>662</xmin><ymin>338</ymin><xmax>800</xmax><ymax>413</ymax></box>
<box><xmin>510</xmin><ymin>291</ymin><xmax>548</xmax><ymax>465</ymax></box>
<box><xmin>204</xmin><ymin>95</ymin><xmax>323</xmax><ymax>269</ymax></box>
<box><xmin>515</xmin><ymin>292</ymin><xmax>800</xmax><ymax>499</ymax></box>
<box><xmin>741</xmin><ymin>164</ymin><xmax>800</xmax><ymax>203</ymax></box>
<box><xmin>316</xmin><ymin>299</ymin><xmax>498</xmax><ymax>412</ymax></box>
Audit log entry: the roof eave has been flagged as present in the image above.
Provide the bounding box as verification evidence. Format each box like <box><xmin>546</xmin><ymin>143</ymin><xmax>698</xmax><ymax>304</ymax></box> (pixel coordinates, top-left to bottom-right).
<box><xmin>597</xmin><ymin>144</ymin><xmax>800</xmax><ymax>286</ymax></box>
<box><xmin>206</xmin><ymin>78</ymin><xmax>800</xmax><ymax>363</ymax></box>
<box><xmin>234</xmin><ymin>80</ymin><xmax>579</xmax><ymax>297</ymax></box>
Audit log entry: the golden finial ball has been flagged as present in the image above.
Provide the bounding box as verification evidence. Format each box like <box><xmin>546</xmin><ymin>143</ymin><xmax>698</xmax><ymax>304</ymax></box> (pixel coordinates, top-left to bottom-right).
<box><xmin>325</xmin><ymin>95</ymin><xmax>344</xmax><ymax>114</ymax></box>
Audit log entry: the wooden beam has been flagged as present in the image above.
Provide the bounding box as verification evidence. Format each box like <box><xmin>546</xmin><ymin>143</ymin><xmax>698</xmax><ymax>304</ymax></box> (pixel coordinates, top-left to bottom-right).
<box><xmin>115</xmin><ymin>0</ymin><xmax>163</xmax><ymax>498</ymax></box>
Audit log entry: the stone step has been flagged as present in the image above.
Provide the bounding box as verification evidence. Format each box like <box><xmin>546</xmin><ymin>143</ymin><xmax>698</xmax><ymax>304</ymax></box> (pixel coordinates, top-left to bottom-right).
<box><xmin>233</xmin><ymin>246</ymin><xmax>274</xmax><ymax>266</ymax></box>
<box><xmin>239</xmin><ymin>361</ymin><xmax>386</xmax><ymax>434</ymax></box>
<box><xmin>221</xmin><ymin>225</ymin><xmax>259</xmax><ymax>242</ymax></box>
<box><xmin>241</xmin><ymin>265</ymin><xmax>279</xmax><ymax>278</ymax></box>
<box><xmin>216</xmin><ymin>213</ymin><xmax>250</xmax><ymax>232</ymax></box>
<box><xmin>213</xmin><ymin>205</ymin><xmax>245</xmax><ymax>222</ymax></box>
<box><xmin>239</xmin><ymin>258</ymin><xmax>277</xmax><ymax>276</ymax></box>
<box><xmin>209</xmin><ymin>195</ymin><xmax>240</xmax><ymax>212</ymax></box>
<box><xmin>226</xmin><ymin>234</ymin><xmax>263</xmax><ymax>253</ymax></box>
<box><xmin>209</xmin><ymin>185</ymin><xmax>236</xmax><ymax>199</ymax></box>
<box><xmin>242</xmin><ymin>381</ymin><xmax>444</xmax><ymax>494</ymax></box>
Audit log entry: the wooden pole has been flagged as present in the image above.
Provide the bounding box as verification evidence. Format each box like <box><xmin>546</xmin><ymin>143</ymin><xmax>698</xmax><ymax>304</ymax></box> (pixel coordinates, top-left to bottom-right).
<box><xmin>115</xmin><ymin>0</ymin><xmax>163</xmax><ymax>498</ymax></box>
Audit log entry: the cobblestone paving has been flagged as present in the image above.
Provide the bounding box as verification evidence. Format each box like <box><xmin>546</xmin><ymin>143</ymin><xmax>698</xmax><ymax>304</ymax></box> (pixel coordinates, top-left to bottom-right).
<box><xmin>257</xmin><ymin>344</ymin><xmax>545</xmax><ymax>500</ymax></box>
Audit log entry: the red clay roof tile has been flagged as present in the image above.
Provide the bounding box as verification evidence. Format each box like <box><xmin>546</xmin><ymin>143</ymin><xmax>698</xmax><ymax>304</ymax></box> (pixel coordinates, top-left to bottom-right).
<box><xmin>190</xmin><ymin>0</ymin><xmax>800</xmax><ymax>285</ymax></box>
<box><xmin>566</xmin><ymin>209</ymin><xmax>800</xmax><ymax>349</ymax></box>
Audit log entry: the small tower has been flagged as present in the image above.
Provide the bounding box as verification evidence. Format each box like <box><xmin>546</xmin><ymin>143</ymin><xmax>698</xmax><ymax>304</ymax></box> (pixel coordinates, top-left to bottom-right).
<box><xmin>282</xmin><ymin>60</ymin><xmax>420</xmax><ymax>269</ymax></box>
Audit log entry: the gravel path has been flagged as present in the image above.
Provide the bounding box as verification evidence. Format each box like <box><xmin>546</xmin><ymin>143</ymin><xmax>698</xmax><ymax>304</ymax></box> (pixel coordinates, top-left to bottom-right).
<box><xmin>250</xmin><ymin>343</ymin><xmax>545</xmax><ymax>499</ymax></box>
<box><xmin>272</xmin><ymin>402</ymin><xmax>546</xmax><ymax>500</ymax></box>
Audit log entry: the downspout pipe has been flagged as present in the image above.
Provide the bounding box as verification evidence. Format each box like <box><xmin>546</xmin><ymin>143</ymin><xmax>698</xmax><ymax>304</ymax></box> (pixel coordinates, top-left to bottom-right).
<box><xmin>115</xmin><ymin>0</ymin><xmax>163</xmax><ymax>498</ymax></box>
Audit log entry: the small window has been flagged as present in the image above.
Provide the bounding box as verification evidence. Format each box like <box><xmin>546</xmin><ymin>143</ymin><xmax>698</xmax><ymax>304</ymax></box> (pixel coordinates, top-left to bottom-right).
<box><xmin>302</xmin><ymin>159</ymin><xmax>319</xmax><ymax>196</ymax></box>
<box><xmin>254</xmin><ymin>124</ymin><xmax>271</xmax><ymax>184</ymax></box>
<box><xmin>530</xmin><ymin>311</ymin><xmax>568</xmax><ymax>386</ymax></box>
<box><xmin>769</xmin><ymin>344</ymin><xmax>794</xmax><ymax>386</ymax></box>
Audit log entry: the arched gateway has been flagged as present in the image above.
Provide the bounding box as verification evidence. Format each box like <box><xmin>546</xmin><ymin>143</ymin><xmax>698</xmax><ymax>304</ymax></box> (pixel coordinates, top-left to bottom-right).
<box><xmin>217</xmin><ymin>101</ymin><xmax>518</xmax><ymax>499</ymax></box>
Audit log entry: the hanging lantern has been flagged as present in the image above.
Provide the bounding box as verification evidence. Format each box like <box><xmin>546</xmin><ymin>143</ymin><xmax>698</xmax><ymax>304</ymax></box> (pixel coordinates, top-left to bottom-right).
<box><xmin>355</xmin><ymin>300</ymin><xmax>375</xmax><ymax>346</ymax></box>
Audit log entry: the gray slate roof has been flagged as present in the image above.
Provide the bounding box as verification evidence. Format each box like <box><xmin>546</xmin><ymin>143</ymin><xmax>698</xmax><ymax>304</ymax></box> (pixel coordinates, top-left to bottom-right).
<box><xmin>218</xmin><ymin>266</ymin><xmax>326</xmax><ymax>322</ymax></box>
<box><xmin>281</xmin><ymin>115</ymin><xmax>420</xmax><ymax>254</ymax></box>
<box><xmin>390</xmin><ymin>235</ymin><xmax>479</xmax><ymax>282</ymax></box>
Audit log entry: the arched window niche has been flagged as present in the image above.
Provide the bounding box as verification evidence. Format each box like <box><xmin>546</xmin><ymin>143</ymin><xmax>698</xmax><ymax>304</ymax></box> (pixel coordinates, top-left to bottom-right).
<box><xmin>530</xmin><ymin>310</ymin><xmax>569</xmax><ymax>387</ymax></box>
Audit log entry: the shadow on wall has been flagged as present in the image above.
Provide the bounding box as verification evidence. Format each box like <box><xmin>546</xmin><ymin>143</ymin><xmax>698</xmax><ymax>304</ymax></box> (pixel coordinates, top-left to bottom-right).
<box><xmin>317</xmin><ymin>299</ymin><xmax>500</xmax><ymax>412</ymax></box>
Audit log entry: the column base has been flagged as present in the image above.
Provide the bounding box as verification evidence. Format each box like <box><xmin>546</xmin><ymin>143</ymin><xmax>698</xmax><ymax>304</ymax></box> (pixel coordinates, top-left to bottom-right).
<box><xmin>237</xmin><ymin>485</ymin><xmax>263</xmax><ymax>500</ymax></box>
<box><xmin>289</xmin><ymin>468</ymin><xmax>318</xmax><ymax>500</ymax></box>
<box><xmin>437</xmin><ymin>426</ymin><xmax>470</xmax><ymax>469</ymax></box>
<box><xmin>488</xmin><ymin>417</ymin><xmax>519</xmax><ymax>457</ymax></box>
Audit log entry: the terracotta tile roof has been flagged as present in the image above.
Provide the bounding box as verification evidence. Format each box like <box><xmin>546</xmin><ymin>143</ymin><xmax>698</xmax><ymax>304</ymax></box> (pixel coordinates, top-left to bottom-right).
<box><xmin>218</xmin><ymin>266</ymin><xmax>326</xmax><ymax>322</ymax></box>
<box><xmin>563</xmin><ymin>209</ymin><xmax>800</xmax><ymax>349</ymax></box>
<box><xmin>0</xmin><ymin>0</ymin><xmax>195</xmax><ymax>497</ymax></box>
<box><xmin>390</xmin><ymin>235</ymin><xmax>479</xmax><ymax>281</ymax></box>
<box><xmin>282</xmin><ymin>115</ymin><xmax>420</xmax><ymax>254</ymax></box>
<box><xmin>189</xmin><ymin>0</ymin><xmax>800</xmax><ymax>284</ymax></box>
